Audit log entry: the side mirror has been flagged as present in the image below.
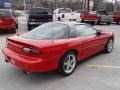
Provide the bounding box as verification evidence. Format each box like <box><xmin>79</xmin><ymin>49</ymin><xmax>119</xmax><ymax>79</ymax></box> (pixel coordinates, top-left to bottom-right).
<box><xmin>96</xmin><ymin>30</ymin><xmax>102</xmax><ymax>36</ymax></box>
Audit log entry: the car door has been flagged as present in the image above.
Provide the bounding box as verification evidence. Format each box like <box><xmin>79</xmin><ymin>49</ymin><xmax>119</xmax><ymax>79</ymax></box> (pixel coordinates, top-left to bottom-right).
<box><xmin>75</xmin><ymin>25</ymin><xmax>107</xmax><ymax>61</ymax></box>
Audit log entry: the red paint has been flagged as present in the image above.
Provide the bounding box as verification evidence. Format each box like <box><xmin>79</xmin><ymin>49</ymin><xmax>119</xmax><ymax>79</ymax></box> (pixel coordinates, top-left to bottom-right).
<box><xmin>113</xmin><ymin>11</ymin><xmax>120</xmax><ymax>23</ymax></box>
<box><xmin>0</xmin><ymin>17</ymin><xmax>17</xmax><ymax>30</ymax></box>
<box><xmin>2</xmin><ymin>29</ymin><xmax>114</xmax><ymax>73</ymax></box>
<box><xmin>80</xmin><ymin>13</ymin><xmax>98</xmax><ymax>22</ymax></box>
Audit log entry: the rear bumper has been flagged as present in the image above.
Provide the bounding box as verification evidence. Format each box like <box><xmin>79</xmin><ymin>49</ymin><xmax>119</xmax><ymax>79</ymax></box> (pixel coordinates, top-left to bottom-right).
<box><xmin>2</xmin><ymin>48</ymin><xmax>58</xmax><ymax>72</ymax></box>
<box><xmin>0</xmin><ymin>24</ymin><xmax>16</xmax><ymax>30</ymax></box>
<box><xmin>83</xmin><ymin>20</ymin><xmax>98</xmax><ymax>22</ymax></box>
<box><xmin>100</xmin><ymin>19</ymin><xmax>112</xmax><ymax>23</ymax></box>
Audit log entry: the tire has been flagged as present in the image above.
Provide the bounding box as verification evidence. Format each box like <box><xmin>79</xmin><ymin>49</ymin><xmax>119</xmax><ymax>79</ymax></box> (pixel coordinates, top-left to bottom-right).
<box><xmin>59</xmin><ymin>51</ymin><xmax>77</xmax><ymax>76</ymax></box>
<box><xmin>81</xmin><ymin>20</ymin><xmax>84</xmax><ymax>23</ymax></box>
<box><xmin>11</xmin><ymin>28</ymin><xmax>16</xmax><ymax>33</ymax></box>
<box><xmin>0</xmin><ymin>31</ymin><xmax>2</xmax><ymax>34</ymax></box>
<box><xmin>16</xmin><ymin>24</ymin><xmax>18</xmax><ymax>29</ymax></box>
<box><xmin>97</xmin><ymin>20</ymin><xmax>101</xmax><ymax>25</ymax></box>
<box><xmin>58</xmin><ymin>17</ymin><xmax>61</xmax><ymax>21</ymax></box>
<box><xmin>28</xmin><ymin>24</ymin><xmax>32</xmax><ymax>31</ymax></box>
<box><xmin>91</xmin><ymin>21</ymin><xmax>95</xmax><ymax>26</ymax></box>
<box><xmin>106</xmin><ymin>22</ymin><xmax>111</xmax><ymax>25</ymax></box>
<box><xmin>116</xmin><ymin>21</ymin><xmax>119</xmax><ymax>24</ymax></box>
<box><xmin>104</xmin><ymin>38</ymin><xmax>114</xmax><ymax>53</ymax></box>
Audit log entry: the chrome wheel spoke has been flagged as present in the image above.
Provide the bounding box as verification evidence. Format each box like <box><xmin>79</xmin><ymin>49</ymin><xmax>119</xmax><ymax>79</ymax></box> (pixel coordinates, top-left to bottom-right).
<box><xmin>107</xmin><ymin>40</ymin><xmax>113</xmax><ymax>52</ymax></box>
<box><xmin>63</xmin><ymin>54</ymin><xmax>76</xmax><ymax>74</ymax></box>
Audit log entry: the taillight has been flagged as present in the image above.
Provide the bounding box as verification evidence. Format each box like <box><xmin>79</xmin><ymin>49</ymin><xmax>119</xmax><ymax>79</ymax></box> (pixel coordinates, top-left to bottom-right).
<box><xmin>22</xmin><ymin>47</ymin><xmax>40</xmax><ymax>55</ymax></box>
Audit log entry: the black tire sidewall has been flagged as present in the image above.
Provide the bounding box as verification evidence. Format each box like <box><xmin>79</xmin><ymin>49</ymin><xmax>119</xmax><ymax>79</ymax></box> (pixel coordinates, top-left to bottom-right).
<box><xmin>28</xmin><ymin>24</ymin><xmax>32</xmax><ymax>31</ymax></box>
<box><xmin>105</xmin><ymin>38</ymin><xmax>113</xmax><ymax>53</ymax></box>
<box><xmin>107</xmin><ymin>22</ymin><xmax>111</xmax><ymax>25</ymax></box>
<box><xmin>59</xmin><ymin>51</ymin><xmax>77</xmax><ymax>76</ymax></box>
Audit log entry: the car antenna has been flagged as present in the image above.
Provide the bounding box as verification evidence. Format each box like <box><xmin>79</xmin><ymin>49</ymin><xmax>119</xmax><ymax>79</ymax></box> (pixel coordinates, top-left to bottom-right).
<box><xmin>52</xmin><ymin>21</ymin><xmax>54</xmax><ymax>43</ymax></box>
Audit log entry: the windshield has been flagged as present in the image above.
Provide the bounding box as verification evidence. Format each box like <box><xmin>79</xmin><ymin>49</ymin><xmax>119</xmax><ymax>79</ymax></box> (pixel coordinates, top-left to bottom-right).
<box><xmin>0</xmin><ymin>10</ymin><xmax>11</xmax><ymax>18</ymax></box>
<box><xmin>58</xmin><ymin>9</ymin><xmax>72</xmax><ymax>13</ymax></box>
<box><xmin>22</xmin><ymin>23</ymin><xmax>69</xmax><ymax>40</ymax></box>
<box><xmin>30</xmin><ymin>8</ymin><xmax>48</xmax><ymax>14</ymax></box>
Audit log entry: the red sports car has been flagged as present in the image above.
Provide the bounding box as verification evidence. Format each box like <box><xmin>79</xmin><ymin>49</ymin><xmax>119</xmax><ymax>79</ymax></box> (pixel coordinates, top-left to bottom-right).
<box><xmin>0</xmin><ymin>9</ymin><xmax>18</xmax><ymax>33</ymax></box>
<box><xmin>2</xmin><ymin>22</ymin><xmax>114</xmax><ymax>76</ymax></box>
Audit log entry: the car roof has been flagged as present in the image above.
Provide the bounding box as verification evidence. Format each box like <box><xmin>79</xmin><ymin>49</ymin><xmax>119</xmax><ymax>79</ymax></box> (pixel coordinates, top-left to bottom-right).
<box><xmin>50</xmin><ymin>21</ymin><xmax>86</xmax><ymax>27</ymax></box>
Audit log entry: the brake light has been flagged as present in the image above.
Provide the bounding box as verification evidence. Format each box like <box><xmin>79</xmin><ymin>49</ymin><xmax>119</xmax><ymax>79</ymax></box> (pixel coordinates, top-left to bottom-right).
<box><xmin>22</xmin><ymin>47</ymin><xmax>40</xmax><ymax>55</ymax></box>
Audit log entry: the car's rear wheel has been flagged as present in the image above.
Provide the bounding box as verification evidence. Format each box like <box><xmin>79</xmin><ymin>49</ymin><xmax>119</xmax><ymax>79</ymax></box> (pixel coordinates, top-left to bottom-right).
<box><xmin>59</xmin><ymin>51</ymin><xmax>77</xmax><ymax>76</ymax></box>
<box><xmin>58</xmin><ymin>17</ymin><xmax>61</xmax><ymax>21</ymax></box>
<box><xmin>104</xmin><ymin>38</ymin><xmax>114</xmax><ymax>53</ymax></box>
<box><xmin>28</xmin><ymin>24</ymin><xmax>32</xmax><ymax>31</ymax></box>
<box><xmin>0</xmin><ymin>31</ymin><xmax>2</xmax><ymax>34</ymax></box>
<box><xmin>106</xmin><ymin>22</ymin><xmax>111</xmax><ymax>25</ymax></box>
<box><xmin>116</xmin><ymin>21</ymin><xmax>119</xmax><ymax>24</ymax></box>
<box><xmin>11</xmin><ymin>28</ymin><xmax>16</xmax><ymax>33</ymax></box>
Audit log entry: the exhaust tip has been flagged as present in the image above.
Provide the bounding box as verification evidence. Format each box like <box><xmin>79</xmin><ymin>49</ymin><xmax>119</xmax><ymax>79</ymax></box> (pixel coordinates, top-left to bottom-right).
<box><xmin>22</xmin><ymin>70</ymin><xmax>31</xmax><ymax>75</ymax></box>
<box><xmin>5</xmin><ymin>60</ymin><xmax>9</xmax><ymax>63</ymax></box>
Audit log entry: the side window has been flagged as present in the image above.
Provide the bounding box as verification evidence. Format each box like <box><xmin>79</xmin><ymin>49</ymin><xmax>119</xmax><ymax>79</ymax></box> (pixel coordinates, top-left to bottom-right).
<box><xmin>52</xmin><ymin>24</ymin><xmax>69</xmax><ymax>39</ymax></box>
<box><xmin>76</xmin><ymin>25</ymin><xmax>97</xmax><ymax>36</ymax></box>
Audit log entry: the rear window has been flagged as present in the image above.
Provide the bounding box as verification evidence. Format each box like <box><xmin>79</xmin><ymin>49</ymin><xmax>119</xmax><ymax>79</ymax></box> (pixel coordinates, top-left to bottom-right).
<box><xmin>30</xmin><ymin>8</ymin><xmax>48</xmax><ymax>14</ymax></box>
<box><xmin>0</xmin><ymin>10</ymin><xmax>11</xmax><ymax>18</ymax></box>
<box><xmin>22</xmin><ymin>23</ymin><xmax>69</xmax><ymax>40</ymax></box>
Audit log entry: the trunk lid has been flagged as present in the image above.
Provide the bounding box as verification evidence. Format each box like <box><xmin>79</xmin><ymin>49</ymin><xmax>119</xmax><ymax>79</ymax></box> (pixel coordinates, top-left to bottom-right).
<box><xmin>7</xmin><ymin>36</ymin><xmax>53</xmax><ymax>56</ymax></box>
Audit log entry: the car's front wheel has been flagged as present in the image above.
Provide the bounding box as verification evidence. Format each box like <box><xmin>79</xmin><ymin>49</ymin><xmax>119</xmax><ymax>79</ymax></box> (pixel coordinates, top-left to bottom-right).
<box><xmin>104</xmin><ymin>38</ymin><xmax>114</xmax><ymax>53</ymax></box>
<box><xmin>59</xmin><ymin>51</ymin><xmax>77</xmax><ymax>76</ymax></box>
